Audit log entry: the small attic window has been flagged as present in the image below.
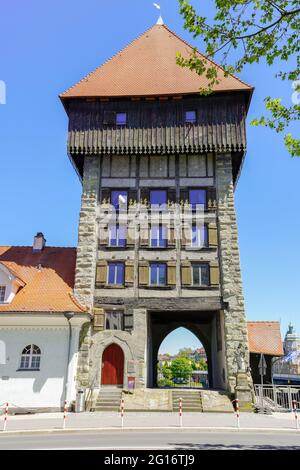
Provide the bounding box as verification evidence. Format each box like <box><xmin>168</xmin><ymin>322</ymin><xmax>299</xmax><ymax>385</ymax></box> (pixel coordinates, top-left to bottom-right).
<box><xmin>116</xmin><ymin>113</ymin><xmax>127</xmax><ymax>126</ymax></box>
<box><xmin>0</xmin><ymin>286</ymin><xmax>6</xmax><ymax>303</ymax></box>
<box><xmin>103</xmin><ymin>111</ymin><xmax>116</xmax><ymax>126</ymax></box>
<box><xmin>185</xmin><ymin>110</ymin><xmax>197</xmax><ymax>124</ymax></box>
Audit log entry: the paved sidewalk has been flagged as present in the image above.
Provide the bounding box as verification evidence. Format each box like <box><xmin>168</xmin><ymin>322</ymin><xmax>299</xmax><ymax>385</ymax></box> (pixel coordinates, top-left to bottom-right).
<box><xmin>1</xmin><ymin>411</ymin><xmax>300</xmax><ymax>433</ymax></box>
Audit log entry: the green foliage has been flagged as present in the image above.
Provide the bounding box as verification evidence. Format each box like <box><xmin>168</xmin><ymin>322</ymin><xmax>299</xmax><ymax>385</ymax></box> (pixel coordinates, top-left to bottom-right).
<box><xmin>178</xmin><ymin>0</ymin><xmax>300</xmax><ymax>156</ymax></box>
<box><xmin>170</xmin><ymin>356</ymin><xmax>193</xmax><ymax>381</ymax></box>
<box><xmin>196</xmin><ymin>359</ymin><xmax>208</xmax><ymax>371</ymax></box>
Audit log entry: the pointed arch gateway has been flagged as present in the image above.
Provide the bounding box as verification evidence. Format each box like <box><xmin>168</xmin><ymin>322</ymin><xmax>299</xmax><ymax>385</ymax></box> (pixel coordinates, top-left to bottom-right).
<box><xmin>101</xmin><ymin>343</ymin><xmax>124</xmax><ymax>386</ymax></box>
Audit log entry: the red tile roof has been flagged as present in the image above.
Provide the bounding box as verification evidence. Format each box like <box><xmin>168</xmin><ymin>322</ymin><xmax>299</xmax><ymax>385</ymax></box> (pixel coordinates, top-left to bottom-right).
<box><xmin>60</xmin><ymin>23</ymin><xmax>252</xmax><ymax>100</ymax></box>
<box><xmin>247</xmin><ymin>321</ymin><xmax>283</xmax><ymax>356</ymax></box>
<box><xmin>0</xmin><ymin>246</ymin><xmax>87</xmax><ymax>313</ymax></box>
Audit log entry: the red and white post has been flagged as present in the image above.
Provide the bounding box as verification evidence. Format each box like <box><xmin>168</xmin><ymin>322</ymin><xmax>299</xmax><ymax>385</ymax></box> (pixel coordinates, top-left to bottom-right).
<box><xmin>2</xmin><ymin>403</ymin><xmax>9</xmax><ymax>432</ymax></box>
<box><xmin>121</xmin><ymin>398</ymin><xmax>125</xmax><ymax>428</ymax></box>
<box><xmin>293</xmin><ymin>400</ymin><xmax>299</xmax><ymax>430</ymax></box>
<box><xmin>179</xmin><ymin>398</ymin><xmax>183</xmax><ymax>428</ymax></box>
<box><xmin>62</xmin><ymin>401</ymin><xmax>67</xmax><ymax>429</ymax></box>
<box><xmin>235</xmin><ymin>399</ymin><xmax>240</xmax><ymax>429</ymax></box>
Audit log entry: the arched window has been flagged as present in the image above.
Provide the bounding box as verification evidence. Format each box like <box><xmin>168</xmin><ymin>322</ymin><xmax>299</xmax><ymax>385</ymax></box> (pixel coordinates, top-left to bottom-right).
<box><xmin>20</xmin><ymin>345</ymin><xmax>41</xmax><ymax>370</ymax></box>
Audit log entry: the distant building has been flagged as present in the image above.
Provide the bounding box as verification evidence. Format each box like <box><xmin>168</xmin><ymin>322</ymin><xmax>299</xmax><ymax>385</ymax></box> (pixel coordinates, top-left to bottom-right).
<box><xmin>247</xmin><ymin>321</ymin><xmax>284</xmax><ymax>384</ymax></box>
<box><xmin>273</xmin><ymin>323</ymin><xmax>300</xmax><ymax>385</ymax></box>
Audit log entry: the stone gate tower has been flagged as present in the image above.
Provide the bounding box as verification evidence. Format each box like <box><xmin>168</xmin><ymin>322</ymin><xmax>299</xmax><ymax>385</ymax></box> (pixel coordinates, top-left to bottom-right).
<box><xmin>60</xmin><ymin>22</ymin><xmax>254</xmax><ymax>406</ymax></box>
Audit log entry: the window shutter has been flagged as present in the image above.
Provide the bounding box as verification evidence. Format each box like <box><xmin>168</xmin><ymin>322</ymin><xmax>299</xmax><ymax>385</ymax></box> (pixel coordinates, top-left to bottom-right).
<box><xmin>139</xmin><ymin>261</ymin><xmax>149</xmax><ymax>286</ymax></box>
<box><xmin>167</xmin><ymin>188</ymin><xmax>176</xmax><ymax>205</ymax></box>
<box><xmin>99</xmin><ymin>224</ymin><xmax>109</xmax><ymax>246</ymax></box>
<box><xmin>210</xmin><ymin>261</ymin><xmax>220</xmax><ymax>286</ymax></box>
<box><xmin>168</xmin><ymin>225</ymin><xmax>176</xmax><ymax>248</ymax></box>
<box><xmin>207</xmin><ymin>188</ymin><xmax>217</xmax><ymax>210</ymax></box>
<box><xmin>95</xmin><ymin>261</ymin><xmax>107</xmax><ymax>287</ymax></box>
<box><xmin>140</xmin><ymin>225</ymin><xmax>149</xmax><ymax>248</ymax></box>
<box><xmin>125</xmin><ymin>260</ymin><xmax>134</xmax><ymax>286</ymax></box>
<box><xmin>181</xmin><ymin>223</ymin><xmax>191</xmax><ymax>248</ymax></box>
<box><xmin>140</xmin><ymin>188</ymin><xmax>150</xmax><ymax>205</ymax></box>
<box><xmin>93</xmin><ymin>308</ymin><xmax>105</xmax><ymax>331</ymax></box>
<box><xmin>101</xmin><ymin>189</ymin><xmax>111</xmax><ymax>204</ymax></box>
<box><xmin>126</xmin><ymin>223</ymin><xmax>135</xmax><ymax>248</ymax></box>
<box><xmin>167</xmin><ymin>261</ymin><xmax>177</xmax><ymax>286</ymax></box>
<box><xmin>208</xmin><ymin>223</ymin><xmax>218</xmax><ymax>248</ymax></box>
<box><xmin>181</xmin><ymin>261</ymin><xmax>192</xmax><ymax>286</ymax></box>
<box><xmin>180</xmin><ymin>189</ymin><xmax>189</xmax><ymax>205</ymax></box>
<box><xmin>124</xmin><ymin>313</ymin><xmax>134</xmax><ymax>331</ymax></box>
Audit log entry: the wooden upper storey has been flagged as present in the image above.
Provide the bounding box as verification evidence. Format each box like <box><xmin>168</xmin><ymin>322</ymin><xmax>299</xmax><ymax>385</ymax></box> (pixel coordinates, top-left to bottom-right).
<box><xmin>60</xmin><ymin>23</ymin><xmax>253</xmax><ymax>182</ymax></box>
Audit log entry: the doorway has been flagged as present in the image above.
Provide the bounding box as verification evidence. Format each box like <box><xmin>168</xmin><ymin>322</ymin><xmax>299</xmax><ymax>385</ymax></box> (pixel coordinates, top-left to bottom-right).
<box><xmin>101</xmin><ymin>343</ymin><xmax>124</xmax><ymax>386</ymax></box>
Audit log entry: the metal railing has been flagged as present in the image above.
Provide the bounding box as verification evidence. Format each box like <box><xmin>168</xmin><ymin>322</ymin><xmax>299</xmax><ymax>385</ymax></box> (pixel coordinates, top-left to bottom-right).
<box><xmin>254</xmin><ymin>384</ymin><xmax>300</xmax><ymax>412</ymax></box>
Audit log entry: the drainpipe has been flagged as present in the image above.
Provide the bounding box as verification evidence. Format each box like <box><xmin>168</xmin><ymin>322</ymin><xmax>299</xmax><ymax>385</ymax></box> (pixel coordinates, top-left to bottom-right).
<box><xmin>64</xmin><ymin>312</ymin><xmax>74</xmax><ymax>407</ymax></box>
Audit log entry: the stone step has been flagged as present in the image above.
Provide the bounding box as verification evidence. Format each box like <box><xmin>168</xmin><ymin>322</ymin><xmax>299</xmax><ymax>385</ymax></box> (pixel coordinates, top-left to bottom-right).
<box><xmin>172</xmin><ymin>390</ymin><xmax>203</xmax><ymax>412</ymax></box>
<box><xmin>94</xmin><ymin>389</ymin><xmax>123</xmax><ymax>411</ymax></box>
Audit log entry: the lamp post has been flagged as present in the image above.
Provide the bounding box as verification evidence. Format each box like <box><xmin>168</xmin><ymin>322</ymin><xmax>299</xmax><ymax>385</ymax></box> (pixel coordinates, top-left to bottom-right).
<box><xmin>64</xmin><ymin>312</ymin><xmax>74</xmax><ymax>407</ymax></box>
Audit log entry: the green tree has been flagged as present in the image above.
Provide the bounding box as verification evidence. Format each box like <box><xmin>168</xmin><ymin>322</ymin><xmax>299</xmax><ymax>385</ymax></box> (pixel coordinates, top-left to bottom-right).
<box><xmin>177</xmin><ymin>0</ymin><xmax>300</xmax><ymax>156</ymax></box>
<box><xmin>170</xmin><ymin>356</ymin><xmax>193</xmax><ymax>382</ymax></box>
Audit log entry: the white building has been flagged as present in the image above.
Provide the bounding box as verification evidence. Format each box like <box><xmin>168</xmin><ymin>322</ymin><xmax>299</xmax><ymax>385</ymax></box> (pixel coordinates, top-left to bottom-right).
<box><xmin>0</xmin><ymin>234</ymin><xmax>89</xmax><ymax>411</ymax></box>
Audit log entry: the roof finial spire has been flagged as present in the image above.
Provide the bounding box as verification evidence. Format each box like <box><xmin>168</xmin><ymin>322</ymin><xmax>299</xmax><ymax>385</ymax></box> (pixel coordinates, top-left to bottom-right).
<box><xmin>153</xmin><ymin>3</ymin><xmax>164</xmax><ymax>25</ymax></box>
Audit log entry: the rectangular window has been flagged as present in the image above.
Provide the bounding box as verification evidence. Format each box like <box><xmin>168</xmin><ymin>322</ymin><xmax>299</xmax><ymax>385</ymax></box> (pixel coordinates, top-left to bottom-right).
<box><xmin>0</xmin><ymin>286</ymin><xmax>6</xmax><ymax>302</ymax></box>
<box><xmin>105</xmin><ymin>311</ymin><xmax>124</xmax><ymax>330</ymax></box>
<box><xmin>116</xmin><ymin>113</ymin><xmax>127</xmax><ymax>126</ymax></box>
<box><xmin>111</xmin><ymin>190</ymin><xmax>128</xmax><ymax>211</ymax></box>
<box><xmin>192</xmin><ymin>263</ymin><xmax>210</xmax><ymax>287</ymax></box>
<box><xmin>185</xmin><ymin>110</ymin><xmax>197</xmax><ymax>124</ymax></box>
<box><xmin>189</xmin><ymin>189</ymin><xmax>206</xmax><ymax>210</ymax></box>
<box><xmin>191</xmin><ymin>224</ymin><xmax>208</xmax><ymax>248</ymax></box>
<box><xmin>150</xmin><ymin>224</ymin><xmax>167</xmax><ymax>248</ymax></box>
<box><xmin>109</xmin><ymin>224</ymin><xmax>127</xmax><ymax>247</ymax></box>
<box><xmin>150</xmin><ymin>263</ymin><xmax>167</xmax><ymax>286</ymax></box>
<box><xmin>150</xmin><ymin>190</ymin><xmax>167</xmax><ymax>210</ymax></box>
<box><xmin>107</xmin><ymin>262</ymin><xmax>125</xmax><ymax>285</ymax></box>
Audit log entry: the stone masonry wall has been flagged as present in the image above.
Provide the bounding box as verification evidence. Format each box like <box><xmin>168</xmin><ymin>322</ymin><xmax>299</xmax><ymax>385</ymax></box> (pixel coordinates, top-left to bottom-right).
<box><xmin>216</xmin><ymin>153</ymin><xmax>251</xmax><ymax>393</ymax></box>
<box><xmin>74</xmin><ymin>156</ymin><xmax>100</xmax><ymax>310</ymax></box>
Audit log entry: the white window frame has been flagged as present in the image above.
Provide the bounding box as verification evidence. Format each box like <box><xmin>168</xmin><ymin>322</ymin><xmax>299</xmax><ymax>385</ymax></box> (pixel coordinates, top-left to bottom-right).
<box><xmin>107</xmin><ymin>262</ymin><xmax>124</xmax><ymax>285</ymax></box>
<box><xmin>19</xmin><ymin>344</ymin><xmax>41</xmax><ymax>371</ymax></box>
<box><xmin>150</xmin><ymin>224</ymin><xmax>167</xmax><ymax>248</ymax></box>
<box><xmin>108</xmin><ymin>224</ymin><xmax>127</xmax><ymax>247</ymax></box>
<box><xmin>190</xmin><ymin>224</ymin><xmax>208</xmax><ymax>249</ymax></box>
<box><xmin>149</xmin><ymin>263</ymin><xmax>166</xmax><ymax>286</ymax></box>
<box><xmin>192</xmin><ymin>264</ymin><xmax>209</xmax><ymax>287</ymax></box>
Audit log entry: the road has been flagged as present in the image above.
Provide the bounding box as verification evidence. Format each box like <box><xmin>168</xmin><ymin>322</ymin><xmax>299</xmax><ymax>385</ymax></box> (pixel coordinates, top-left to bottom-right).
<box><xmin>0</xmin><ymin>430</ymin><xmax>300</xmax><ymax>450</ymax></box>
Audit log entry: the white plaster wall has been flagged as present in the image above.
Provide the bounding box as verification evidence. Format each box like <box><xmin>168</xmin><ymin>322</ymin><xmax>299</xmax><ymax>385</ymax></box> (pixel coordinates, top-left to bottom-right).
<box><xmin>0</xmin><ymin>327</ymin><xmax>71</xmax><ymax>409</ymax></box>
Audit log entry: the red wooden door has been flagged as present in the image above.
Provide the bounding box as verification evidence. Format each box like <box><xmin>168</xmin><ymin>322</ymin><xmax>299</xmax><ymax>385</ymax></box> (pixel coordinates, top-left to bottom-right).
<box><xmin>101</xmin><ymin>344</ymin><xmax>124</xmax><ymax>385</ymax></box>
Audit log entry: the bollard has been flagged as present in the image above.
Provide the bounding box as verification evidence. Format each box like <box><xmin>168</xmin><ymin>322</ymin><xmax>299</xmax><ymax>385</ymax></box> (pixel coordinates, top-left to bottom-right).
<box><xmin>2</xmin><ymin>403</ymin><xmax>8</xmax><ymax>432</ymax></box>
<box><xmin>62</xmin><ymin>401</ymin><xmax>67</xmax><ymax>429</ymax></box>
<box><xmin>293</xmin><ymin>400</ymin><xmax>299</xmax><ymax>430</ymax></box>
<box><xmin>179</xmin><ymin>398</ymin><xmax>183</xmax><ymax>428</ymax></box>
<box><xmin>235</xmin><ymin>399</ymin><xmax>240</xmax><ymax>429</ymax></box>
<box><xmin>121</xmin><ymin>398</ymin><xmax>124</xmax><ymax>428</ymax></box>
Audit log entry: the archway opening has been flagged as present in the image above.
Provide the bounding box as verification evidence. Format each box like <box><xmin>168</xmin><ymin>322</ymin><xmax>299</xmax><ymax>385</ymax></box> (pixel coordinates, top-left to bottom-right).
<box><xmin>157</xmin><ymin>327</ymin><xmax>209</xmax><ymax>389</ymax></box>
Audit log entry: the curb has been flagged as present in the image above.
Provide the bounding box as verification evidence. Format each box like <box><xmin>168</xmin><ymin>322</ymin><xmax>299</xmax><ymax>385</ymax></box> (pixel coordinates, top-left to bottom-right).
<box><xmin>1</xmin><ymin>426</ymin><xmax>300</xmax><ymax>436</ymax></box>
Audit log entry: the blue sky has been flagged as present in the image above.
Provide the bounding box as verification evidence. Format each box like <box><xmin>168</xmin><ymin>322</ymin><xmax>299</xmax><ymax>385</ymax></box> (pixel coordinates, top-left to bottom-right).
<box><xmin>0</xmin><ymin>1</ymin><xmax>299</xmax><ymax>354</ymax></box>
